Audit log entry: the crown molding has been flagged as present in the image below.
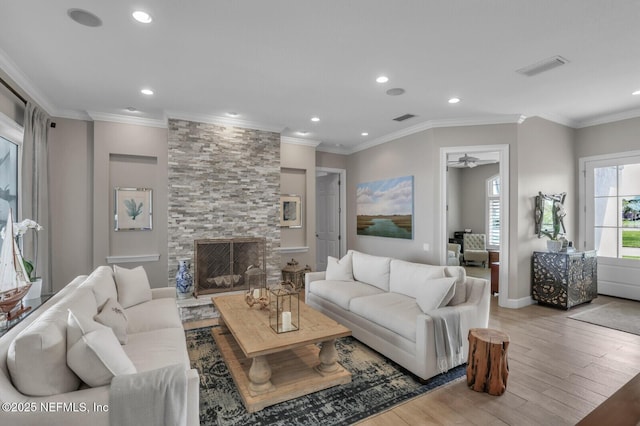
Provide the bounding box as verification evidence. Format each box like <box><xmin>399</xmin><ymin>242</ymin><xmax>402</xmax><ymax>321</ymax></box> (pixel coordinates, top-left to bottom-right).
<box><xmin>574</xmin><ymin>107</ymin><xmax>640</xmax><ymax>129</ymax></box>
<box><xmin>280</xmin><ymin>136</ymin><xmax>321</xmax><ymax>147</ymax></box>
<box><xmin>315</xmin><ymin>144</ymin><xmax>351</xmax><ymax>155</ymax></box>
<box><xmin>347</xmin><ymin>114</ymin><xmax>527</xmax><ymax>154</ymax></box>
<box><xmin>53</xmin><ymin>109</ymin><xmax>93</xmax><ymax>121</ymax></box>
<box><xmin>0</xmin><ymin>47</ymin><xmax>56</xmax><ymax>116</ymax></box>
<box><xmin>87</xmin><ymin>111</ymin><xmax>168</xmax><ymax>128</ymax></box>
<box><xmin>166</xmin><ymin>110</ymin><xmax>284</xmax><ymax>133</ymax></box>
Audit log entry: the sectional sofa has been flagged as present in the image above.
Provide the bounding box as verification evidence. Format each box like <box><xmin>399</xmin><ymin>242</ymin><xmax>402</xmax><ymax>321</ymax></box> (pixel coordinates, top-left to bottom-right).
<box><xmin>0</xmin><ymin>266</ymin><xmax>199</xmax><ymax>426</ymax></box>
<box><xmin>305</xmin><ymin>250</ymin><xmax>491</xmax><ymax>381</ymax></box>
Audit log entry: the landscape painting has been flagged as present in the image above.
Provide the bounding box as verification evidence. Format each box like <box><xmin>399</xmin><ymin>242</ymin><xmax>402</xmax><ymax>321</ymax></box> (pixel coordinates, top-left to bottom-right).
<box><xmin>356</xmin><ymin>176</ymin><xmax>413</xmax><ymax>239</ymax></box>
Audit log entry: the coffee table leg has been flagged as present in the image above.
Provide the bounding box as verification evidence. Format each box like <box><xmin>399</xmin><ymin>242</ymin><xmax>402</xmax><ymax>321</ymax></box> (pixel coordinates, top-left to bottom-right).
<box><xmin>316</xmin><ymin>339</ymin><xmax>340</xmax><ymax>375</ymax></box>
<box><xmin>248</xmin><ymin>355</ymin><xmax>274</xmax><ymax>395</ymax></box>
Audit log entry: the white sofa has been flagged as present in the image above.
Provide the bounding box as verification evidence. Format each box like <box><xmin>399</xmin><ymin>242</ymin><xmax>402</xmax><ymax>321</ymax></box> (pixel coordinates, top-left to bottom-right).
<box><xmin>305</xmin><ymin>250</ymin><xmax>490</xmax><ymax>381</ymax></box>
<box><xmin>0</xmin><ymin>266</ymin><xmax>199</xmax><ymax>426</ymax></box>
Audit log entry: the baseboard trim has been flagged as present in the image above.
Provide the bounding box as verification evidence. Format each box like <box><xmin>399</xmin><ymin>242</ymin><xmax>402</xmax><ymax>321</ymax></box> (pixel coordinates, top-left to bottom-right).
<box><xmin>501</xmin><ymin>296</ymin><xmax>534</xmax><ymax>309</ymax></box>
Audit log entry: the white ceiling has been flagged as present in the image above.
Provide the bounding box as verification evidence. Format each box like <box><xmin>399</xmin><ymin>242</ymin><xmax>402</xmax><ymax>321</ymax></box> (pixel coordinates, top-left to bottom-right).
<box><xmin>2</xmin><ymin>1</ymin><xmax>640</xmax><ymax>154</ymax></box>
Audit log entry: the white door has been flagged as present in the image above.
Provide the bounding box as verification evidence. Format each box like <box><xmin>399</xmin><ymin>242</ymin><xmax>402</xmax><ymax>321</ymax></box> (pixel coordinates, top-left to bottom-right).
<box><xmin>316</xmin><ymin>172</ymin><xmax>341</xmax><ymax>271</ymax></box>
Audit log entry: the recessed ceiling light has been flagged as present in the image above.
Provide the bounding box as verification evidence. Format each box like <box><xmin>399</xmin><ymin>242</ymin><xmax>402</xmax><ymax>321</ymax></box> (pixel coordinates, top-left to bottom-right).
<box><xmin>140</xmin><ymin>88</ymin><xmax>154</xmax><ymax>95</ymax></box>
<box><xmin>132</xmin><ymin>11</ymin><xmax>152</xmax><ymax>24</ymax></box>
<box><xmin>376</xmin><ymin>76</ymin><xmax>389</xmax><ymax>83</ymax></box>
<box><xmin>311</xmin><ymin>117</ymin><xmax>320</xmax><ymax>122</ymax></box>
<box><xmin>67</xmin><ymin>9</ymin><xmax>103</xmax><ymax>27</ymax></box>
<box><xmin>226</xmin><ymin>112</ymin><xmax>239</xmax><ymax>117</ymax></box>
<box><xmin>386</xmin><ymin>88</ymin><xmax>405</xmax><ymax>96</ymax></box>
<box><xmin>125</xmin><ymin>107</ymin><xmax>138</xmax><ymax>112</ymax></box>
<box><xmin>448</xmin><ymin>97</ymin><xmax>461</xmax><ymax>104</ymax></box>
<box><xmin>361</xmin><ymin>132</ymin><xmax>369</xmax><ymax>136</ymax></box>
<box><xmin>297</xmin><ymin>131</ymin><xmax>309</xmax><ymax>136</ymax></box>
<box><xmin>633</xmin><ymin>90</ymin><xmax>640</xmax><ymax>96</ymax></box>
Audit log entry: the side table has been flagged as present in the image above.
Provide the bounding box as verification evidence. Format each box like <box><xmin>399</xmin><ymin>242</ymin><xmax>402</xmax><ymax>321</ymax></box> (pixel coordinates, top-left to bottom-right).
<box><xmin>467</xmin><ymin>328</ymin><xmax>510</xmax><ymax>396</ymax></box>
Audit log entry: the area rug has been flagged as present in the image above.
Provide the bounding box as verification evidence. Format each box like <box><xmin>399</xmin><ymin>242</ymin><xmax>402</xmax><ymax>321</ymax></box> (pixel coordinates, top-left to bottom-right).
<box><xmin>569</xmin><ymin>302</ymin><xmax>640</xmax><ymax>336</ymax></box>
<box><xmin>186</xmin><ymin>327</ymin><xmax>466</xmax><ymax>426</ymax></box>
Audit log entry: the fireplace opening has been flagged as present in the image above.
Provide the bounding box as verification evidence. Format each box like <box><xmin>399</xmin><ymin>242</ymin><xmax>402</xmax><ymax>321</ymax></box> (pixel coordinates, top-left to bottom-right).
<box><xmin>193</xmin><ymin>237</ymin><xmax>266</xmax><ymax>296</ymax></box>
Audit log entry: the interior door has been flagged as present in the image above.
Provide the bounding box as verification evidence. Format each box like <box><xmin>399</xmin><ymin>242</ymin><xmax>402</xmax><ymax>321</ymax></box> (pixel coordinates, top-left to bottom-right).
<box><xmin>316</xmin><ymin>172</ymin><xmax>340</xmax><ymax>271</ymax></box>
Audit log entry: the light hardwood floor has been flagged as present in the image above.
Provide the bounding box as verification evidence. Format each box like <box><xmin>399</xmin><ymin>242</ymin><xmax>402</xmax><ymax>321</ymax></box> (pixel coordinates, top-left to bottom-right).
<box><xmin>357</xmin><ymin>295</ymin><xmax>640</xmax><ymax>426</ymax></box>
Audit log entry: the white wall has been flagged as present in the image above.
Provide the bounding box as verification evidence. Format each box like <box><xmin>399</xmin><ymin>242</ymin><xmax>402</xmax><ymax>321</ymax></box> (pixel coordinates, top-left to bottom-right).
<box><xmin>446</xmin><ymin>167</ymin><xmax>462</xmax><ymax>236</ymax></box>
<box><xmin>460</xmin><ymin>163</ymin><xmax>500</xmax><ymax>235</ymax></box>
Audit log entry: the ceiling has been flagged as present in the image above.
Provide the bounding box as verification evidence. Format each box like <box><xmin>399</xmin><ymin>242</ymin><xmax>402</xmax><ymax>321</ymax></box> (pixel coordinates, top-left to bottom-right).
<box><xmin>2</xmin><ymin>1</ymin><xmax>640</xmax><ymax>154</ymax></box>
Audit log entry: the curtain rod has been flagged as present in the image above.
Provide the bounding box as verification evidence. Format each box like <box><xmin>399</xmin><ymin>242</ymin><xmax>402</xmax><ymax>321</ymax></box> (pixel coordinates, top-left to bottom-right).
<box><xmin>0</xmin><ymin>75</ymin><xmax>27</xmax><ymax>105</ymax></box>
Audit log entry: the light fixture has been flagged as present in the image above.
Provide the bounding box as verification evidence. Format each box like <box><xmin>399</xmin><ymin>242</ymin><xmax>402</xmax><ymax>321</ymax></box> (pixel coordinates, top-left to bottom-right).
<box><xmin>361</xmin><ymin>132</ymin><xmax>369</xmax><ymax>136</ymax></box>
<box><xmin>297</xmin><ymin>131</ymin><xmax>309</xmax><ymax>136</ymax></box>
<box><xmin>376</xmin><ymin>76</ymin><xmax>389</xmax><ymax>83</ymax></box>
<box><xmin>132</xmin><ymin>11</ymin><xmax>152</xmax><ymax>24</ymax></box>
<box><xmin>226</xmin><ymin>112</ymin><xmax>239</xmax><ymax>117</ymax></box>
<box><xmin>311</xmin><ymin>117</ymin><xmax>320</xmax><ymax>122</ymax></box>
<box><xmin>67</xmin><ymin>9</ymin><xmax>103</xmax><ymax>27</ymax></box>
<box><xmin>448</xmin><ymin>97</ymin><xmax>461</xmax><ymax>104</ymax></box>
<box><xmin>633</xmin><ymin>90</ymin><xmax>640</xmax><ymax>96</ymax></box>
<box><xmin>125</xmin><ymin>107</ymin><xmax>138</xmax><ymax>112</ymax></box>
<box><xmin>140</xmin><ymin>88</ymin><xmax>154</xmax><ymax>95</ymax></box>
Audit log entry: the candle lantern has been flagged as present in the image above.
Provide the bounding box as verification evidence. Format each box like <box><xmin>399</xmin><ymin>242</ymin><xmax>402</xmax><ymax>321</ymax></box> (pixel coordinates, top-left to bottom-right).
<box><xmin>269</xmin><ymin>285</ymin><xmax>299</xmax><ymax>333</ymax></box>
<box><xmin>244</xmin><ymin>265</ymin><xmax>268</xmax><ymax>309</ymax></box>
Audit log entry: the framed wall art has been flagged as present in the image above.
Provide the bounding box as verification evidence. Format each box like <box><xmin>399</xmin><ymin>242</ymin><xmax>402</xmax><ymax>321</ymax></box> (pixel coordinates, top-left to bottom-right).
<box><xmin>114</xmin><ymin>187</ymin><xmax>153</xmax><ymax>231</ymax></box>
<box><xmin>356</xmin><ymin>175</ymin><xmax>413</xmax><ymax>239</ymax></box>
<box><xmin>280</xmin><ymin>194</ymin><xmax>302</xmax><ymax>228</ymax></box>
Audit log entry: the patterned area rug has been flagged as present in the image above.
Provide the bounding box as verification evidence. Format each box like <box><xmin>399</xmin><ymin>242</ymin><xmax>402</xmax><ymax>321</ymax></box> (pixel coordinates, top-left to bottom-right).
<box><xmin>569</xmin><ymin>302</ymin><xmax>640</xmax><ymax>336</ymax></box>
<box><xmin>186</xmin><ymin>327</ymin><xmax>466</xmax><ymax>426</ymax></box>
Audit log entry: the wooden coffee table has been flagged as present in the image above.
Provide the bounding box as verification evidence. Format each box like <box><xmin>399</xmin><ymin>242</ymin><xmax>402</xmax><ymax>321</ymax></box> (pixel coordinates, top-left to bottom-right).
<box><xmin>211</xmin><ymin>294</ymin><xmax>352</xmax><ymax>413</ymax></box>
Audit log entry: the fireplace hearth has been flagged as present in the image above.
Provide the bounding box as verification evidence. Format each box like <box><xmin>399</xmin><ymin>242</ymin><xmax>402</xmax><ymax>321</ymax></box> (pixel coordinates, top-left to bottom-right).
<box><xmin>194</xmin><ymin>237</ymin><xmax>266</xmax><ymax>297</ymax></box>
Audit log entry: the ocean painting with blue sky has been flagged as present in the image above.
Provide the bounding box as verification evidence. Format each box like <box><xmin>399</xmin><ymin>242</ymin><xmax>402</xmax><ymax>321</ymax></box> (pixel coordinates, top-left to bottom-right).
<box><xmin>356</xmin><ymin>176</ymin><xmax>413</xmax><ymax>239</ymax></box>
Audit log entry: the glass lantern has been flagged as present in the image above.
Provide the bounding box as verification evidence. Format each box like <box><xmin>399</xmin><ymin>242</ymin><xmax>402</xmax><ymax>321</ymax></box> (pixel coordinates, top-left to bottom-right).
<box><xmin>245</xmin><ymin>265</ymin><xmax>268</xmax><ymax>309</ymax></box>
<box><xmin>269</xmin><ymin>285</ymin><xmax>299</xmax><ymax>333</ymax></box>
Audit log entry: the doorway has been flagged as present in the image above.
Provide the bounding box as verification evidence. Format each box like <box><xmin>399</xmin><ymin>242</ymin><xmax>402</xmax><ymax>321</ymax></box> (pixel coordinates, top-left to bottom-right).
<box><xmin>315</xmin><ymin>167</ymin><xmax>346</xmax><ymax>271</ymax></box>
<box><xmin>440</xmin><ymin>145</ymin><xmax>510</xmax><ymax>307</ymax></box>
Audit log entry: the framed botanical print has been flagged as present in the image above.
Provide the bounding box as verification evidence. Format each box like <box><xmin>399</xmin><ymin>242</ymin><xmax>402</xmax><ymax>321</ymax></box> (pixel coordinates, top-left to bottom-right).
<box><xmin>280</xmin><ymin>194</ymin><xmax>302</xmax><ymax>228</ymax></box>
<box><xmin>114</xmin><ymin>187</ymin><xmax>153</xmax><ymax>231</ymax></box>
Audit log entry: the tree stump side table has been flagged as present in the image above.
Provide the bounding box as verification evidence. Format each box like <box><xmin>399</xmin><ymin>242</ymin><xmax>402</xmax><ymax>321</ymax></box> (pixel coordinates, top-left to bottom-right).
<box><xmin>466</xmin><ymin>328</ymin><xmax>510</xmax><ymax>396</ymax></box>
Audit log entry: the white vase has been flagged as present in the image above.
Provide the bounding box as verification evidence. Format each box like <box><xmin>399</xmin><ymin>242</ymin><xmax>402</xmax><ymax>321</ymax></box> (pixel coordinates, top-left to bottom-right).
<box><xmin>26</xmin><ymin>278</ymin><xmax>42</xmax><ymax>300</ymax></box>
<box><xmin>547</xmin><ymin>240</ymin><xmax>563</xmax><ymax>253</ymax></box>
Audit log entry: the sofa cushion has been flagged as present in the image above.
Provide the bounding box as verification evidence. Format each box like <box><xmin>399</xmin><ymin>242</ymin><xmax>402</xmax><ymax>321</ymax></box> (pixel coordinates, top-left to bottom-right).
<box><xmin>350</xmin><ymin>250</ymin><xmax>392</xmax><ymax>291</ymax></box>
<box><xmin>94</xmin><ymin>297</ymin><xmax>129</xmax><ymax>344</ymax></box>
<box><xmin>349</xmin><ymin>293</ymin><xmax>421</xmax><ymax>342</ymax></box>
<box><xmin>125</xmin><ymin>297</ymin><xmax>183</xmax><ymax>334</ymax></box>
<box><xmin>325</xmin><ymin>252</ymin><xmax>354</xmax><ymax>281</ymax></box>
<box><xmin>124</xmin><ymin>328</ymin><xmax>191</xmax><ymax>372</ymax></box>
<box><xmin>389</xmin><ymin>259</ymin><xmax>447</xmax><ymax>298</ymax></box>
<box><xmin>445</xmin><ymin>266</ymin><xmax>467</xmax><ymax>306</ymax></box>
<box><xmin>308</xmin><ymin>280</ymin><xmax>384</xmax><ymax>310</ymax></box>
<box><xmin>67</xmin><ymin>310</ymin><xmax>136</xmax><ymax>387</ymax></box>
<box><xmin>79</xmin><ymin>265</ymin><xmax>118</xmax><ymax>309</ymax></box>
<box><xmin>114</xmin><ymin>265</ymin><xmax>152</xmax><ymax>308</ymax></box>
<box><xmin>6</xmin><ymin>288</ymin><xmax>96</xmax><ymax>396</ymax></box>
<box><xmin>415</xmin><ymin>277</ymin><xmax>457</xmax><ymax>313</ymax></box>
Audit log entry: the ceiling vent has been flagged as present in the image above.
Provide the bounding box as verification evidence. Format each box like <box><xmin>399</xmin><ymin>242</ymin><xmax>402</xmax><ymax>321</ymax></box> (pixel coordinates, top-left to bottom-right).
<box><xmin>393</xmin><ymin>113</ymin><xmax>416</xmax><ymax>122</ymax></box>
<box><xmin>516</xmin><ymin>55</ymin><xmax>569</xmax><ymax>77</ymax></box>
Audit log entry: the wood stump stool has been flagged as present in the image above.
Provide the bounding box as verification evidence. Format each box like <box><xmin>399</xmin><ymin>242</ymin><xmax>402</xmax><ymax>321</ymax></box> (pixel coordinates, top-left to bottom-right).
<box><xmin>466</xmin><ymin>328</ymin><xmax>509</xmax><ymax>396</ymax></box>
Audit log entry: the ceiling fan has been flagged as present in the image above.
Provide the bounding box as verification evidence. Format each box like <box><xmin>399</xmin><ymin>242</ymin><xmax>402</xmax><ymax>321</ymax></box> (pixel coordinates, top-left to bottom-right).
<box><xmin>447</xmin><ymin>153</ymin><xmax>497</xmax><ymax>169</ymax></box>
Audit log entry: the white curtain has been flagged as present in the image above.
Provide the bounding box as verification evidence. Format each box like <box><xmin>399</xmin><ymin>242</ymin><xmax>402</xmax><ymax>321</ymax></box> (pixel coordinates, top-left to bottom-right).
<box><xmin>22</xmin><ymin>102</ymin><xmax>51</xmax><ymax>293</ymax></box>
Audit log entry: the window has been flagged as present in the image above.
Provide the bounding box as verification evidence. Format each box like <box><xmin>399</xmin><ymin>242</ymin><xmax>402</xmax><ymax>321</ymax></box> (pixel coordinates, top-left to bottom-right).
<box><xmin>487</xmin><ymin>175</ymin><xmax>500</xmax><ymax>248</ymax></box>
<box><xmin>590</xmin><ymin>161</ymin><xmax>640</xmax><ymax>259</ymax></box>
<box><xmin>0</xmin><ymin>136</ymin><xmax>19</xmax><ymax>233</ymax></box>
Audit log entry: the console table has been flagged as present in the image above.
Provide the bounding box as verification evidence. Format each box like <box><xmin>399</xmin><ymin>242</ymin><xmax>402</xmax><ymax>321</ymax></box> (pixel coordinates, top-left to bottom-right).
<box><xmin>0</xmin><ymin>295</ymin><xmax>53</xmax><ymax>338</ymax></box>
<box><xmin>531</xmin><ymin>251</ymin><xmax>597</xmax><ymax>309</ymax></box>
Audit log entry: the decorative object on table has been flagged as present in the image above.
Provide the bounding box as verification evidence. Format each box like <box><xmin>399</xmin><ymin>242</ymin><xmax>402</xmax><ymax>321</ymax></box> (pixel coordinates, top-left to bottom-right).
<box><xmin>269</xmin><ymin>283</ymin><xmax>299</xmax><ymax>333</ymax></box>
<box><xmin>0</xmin><ymin>211</ymin><xmax>33</xmax><ymax>319</ymax></box>
<box><xmin>114</xmin><ymin>187</ymin><xmax>153</xmax><ymax>231</ymax></box>
<box><xmin>281</xmin><ymin>258</ymin><xmax>311</xmax><ymax>291</ymax></box>
<box><xmin>279</xmin><ymin>194</ymin><xmax>303</xmax><ymax>228</ymax></box>
<box><xmin>467</xmin><ymin>328</ymin><xmax>510</xmax><ymax>396</ymax></box>
<box><xmin>175</xmin><ymin>258</ymin><xmax>194</xmax><ymax>299</ymax></box>
<box><xmin>356</xmin><ymin>175</ymin><xmax>413</xmax><ymax>239</ymax></box>
<box><xmin>244</xmin><ymin>265</ymin><xmax>268</xmax><ymax>309</ymax></box>
<box><xmin>531</xmin><ymin>250</ymin><xmax>597</xmax><ymax>309</ymax></box>
<box><xmin>534</xmin><ymin>191</ymin><xmax>567</xmax><ymax>252</ymax></box>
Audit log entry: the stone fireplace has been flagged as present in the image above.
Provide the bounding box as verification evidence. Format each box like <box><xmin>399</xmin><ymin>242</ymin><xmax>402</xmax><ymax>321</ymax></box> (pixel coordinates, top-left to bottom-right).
<box><xmin>167</xmin><ymin>119</ymin><xmax>281</xmax><ymax>287</ymax></box>
<box><xmin>193</xmin><ymin>237</ymin><xmax>266</xmax><ymax>296</ymax></box>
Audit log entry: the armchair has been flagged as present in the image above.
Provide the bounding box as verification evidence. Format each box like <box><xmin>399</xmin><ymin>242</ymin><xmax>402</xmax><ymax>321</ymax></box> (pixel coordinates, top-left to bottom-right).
<box><xmin>463</xmin><ymin>233</ymin><xmax>489</xmax><ymax>267</ymax></box>
<box><xmin>447</xmin><ymin>243</ymin><xmax>461</xmax><ymax>266</ymax></box>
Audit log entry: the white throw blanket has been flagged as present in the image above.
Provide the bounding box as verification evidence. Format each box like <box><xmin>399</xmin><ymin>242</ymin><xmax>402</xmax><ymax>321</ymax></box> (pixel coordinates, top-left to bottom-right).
<box><xmin>428</xmin><ymin>308</ymin><xmax>464</xmax><ymax>373</ymax></box>
<box><xmin>109</xmin><ymin>364</ymin><xmax>188</xmax><ymax>426</ymax></box>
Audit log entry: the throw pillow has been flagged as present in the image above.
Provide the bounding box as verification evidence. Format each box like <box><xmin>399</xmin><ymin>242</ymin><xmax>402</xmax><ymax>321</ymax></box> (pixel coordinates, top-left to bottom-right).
<box><xmin>67</xmin><ymin>310</ymin><xmax>136</xmax><ymax>387</ymax></box>
<box><xmin>325</xmin><ymin>252</ymin><xmax>354</xmax><ymax>281</ymax></box>
<box><xmin>94</xmin><ymin>298</ymin><xmax>128</xmax><ymax>344</ymax></box>
<box><xmin>415</xmin><ymin>277</ymin><xmax>457</xmax><ymax>313</ymax></box>
<box><xmin>445</xmin><ymin>266</ymin><xmax>467</xmax><ymax>306</ymax></box>
<box><xmin>113</xmin><ymin>265</ymin><xmax>152</xmax><ymax>309</ymax></box>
